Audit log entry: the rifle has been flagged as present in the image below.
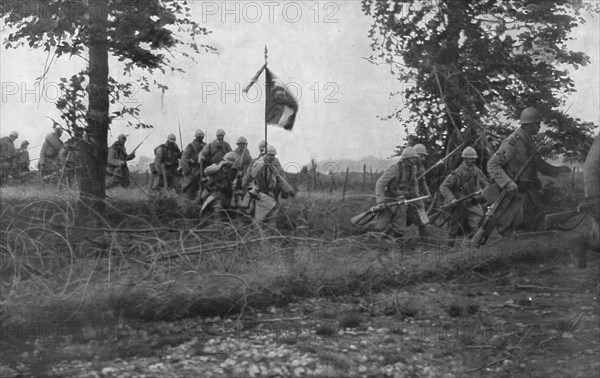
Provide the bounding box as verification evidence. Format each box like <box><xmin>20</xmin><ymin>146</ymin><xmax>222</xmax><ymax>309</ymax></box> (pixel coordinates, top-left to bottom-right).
<box><xmin>470</xmin><ymin>152</ymin><xmax>537</xmax><ymax>247</ymax></box>
<box><xmin>130</xmin><ymin>130</ymin><xmax>153</xmax><ymax>155</ymax></box>
<box><xmin>429</xmin><ymin>190</ymin><xmax>483</xmax><ymax>224</ymax></box>
<box><xmin>351</xmin><ymin>195</ymin><xmax>430</xmax><ymax>226</ymax></box>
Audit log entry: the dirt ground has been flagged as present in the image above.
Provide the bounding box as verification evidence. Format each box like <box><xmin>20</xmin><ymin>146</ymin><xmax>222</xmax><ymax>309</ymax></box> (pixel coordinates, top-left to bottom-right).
<box><xmin>1</xmin><ymin>235</ymin><xmax>598</xmax><ymax>378</ymax></box>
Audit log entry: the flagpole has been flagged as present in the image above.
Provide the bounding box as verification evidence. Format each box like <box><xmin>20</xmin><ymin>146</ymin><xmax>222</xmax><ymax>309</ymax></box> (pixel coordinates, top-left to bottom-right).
<box><xmin>264</xmin><ymin>45</ymin><xmax>268</xmax><ymax>148</ymax></box>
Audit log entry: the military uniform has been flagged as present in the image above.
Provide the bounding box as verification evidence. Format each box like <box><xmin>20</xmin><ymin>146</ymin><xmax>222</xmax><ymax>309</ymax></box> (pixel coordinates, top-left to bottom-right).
<box><xmin>487</xmin><ymin>127</ymin><xmax>564</xmax><ymax>235</ymax></box>
<box><xmin>0</xmin><ymin>136</ymin><xmax>17</xmax><ymax>182</ymax></box>
<box><xmin>248</xmin><ymin>157</ymin><xmax>294</xmax><ymax>224</ymax></box>
<box><xmin>12</xmin><ymin>147</ymin><xmax>30</xmax><ymax>176</ymax></box>
<box><xmin>180</xmin><ymin>139</ymin><xmax>206</xmax><ymax>199</ymax></box>
<box><xmin>374</xmin><ymin>160</ymin><xmax>420</xmax><ymax>237</ymax></box>
<box><xmin>105</xmin><ymin>140</ymin><xmax>134</xmax><ymax>188</ymax></box>
<box><xmin>199</xmin><ymin>139</ymin><xmax>232</xmax><ymax>166</ymax></box>
<box><xmin>579</xmin><ymin>133</ymin><xmax>600</xmax><ymax>268</ymax></box>
<box><xmin>154</xmin><ymin>142</ymin><xmax>182</xmax><ymax>190</ymax></box>
<box><xmin>201</xmin><ymin>161</ymin><xmax>237</xmax><ymax>217</ymax></box>
<box><xmin>440</xmin><ymin>161</ymin><xmax>488</xmax><ymax>241</ymax></box>
<box><xmin>40</xmin><ymin>131</ymin><xmax>63</xmax><ymax>177</ymax></box>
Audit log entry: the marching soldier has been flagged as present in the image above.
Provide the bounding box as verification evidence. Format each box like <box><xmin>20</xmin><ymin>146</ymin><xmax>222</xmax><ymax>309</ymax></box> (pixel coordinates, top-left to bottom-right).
<box><xmin>439</xmin><ymin>147</ymin><xmax>488</xmax><ymax>247</ymax></box>
<box><xmin>201</xmin><ymin>151</ymin><xmax>238</xmax><ymax>219</ymax></box>
<box><xmin>577</xmin><ymin>133</ymin><xmax>600</xmax><ymax>268</ymax></box>
<box><xmin>199</xmin><ymin>129</ymin><xmax>232</xmax><ymax>167</ymax></box>
<box><xmin>40</xmin><ymin>125</ymin><xmax>64</xmax><ymax>178</ymax></box>
<box><xmin>233</xmin><ymin>136</ymin><xmax>253</xmax><ymax>172</ymax></box>
<box><xmin>0</xmin><ymin>131</ymin><xmax>19</xmax><ymax>183</ymax></box>
<box><xmin>12</xmin><ymin>140</ymin><xmax>31</xmax><ymax>178</ymax></box>
<box><xmin>154</xmin><ymin>134</ymin><xmax>182</xmax><ymax>190</ymax></box>
<box><xmin>374</xmin><ymin>146</ymin><xmax>420</xmax><ymax>239</ymax></box>
<box><xmin>412</xmin><ymin>143</ymin><xmax>432</xmax><ymax>241</ymax></box>
<box><xmin>106</xmin><ymin>134</ymin><xmax>135</xmax><ymax>188</ymax></box>
<box><xmin>486</xmin><ymin>107</ymin><xmax>570</xmax><ymax>236</ymax></box>
<box><xmin>180</xmin><ymin>129</ymin><xmax>207</xmax><ymax>200</ymax></box>
<box><xmin>247</xmin><ymin>145</ymin><xmax>294</xmax><ymax>226</ymax></box>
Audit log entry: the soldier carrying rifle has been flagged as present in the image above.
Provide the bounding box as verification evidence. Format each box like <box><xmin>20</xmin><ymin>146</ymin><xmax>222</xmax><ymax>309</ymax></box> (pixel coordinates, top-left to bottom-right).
<box><xmin>472</xmin><ymin>107</ymin><xmax>570</xmax><ymax>245</ymax></box>
<box><xmin>439</xmin><ymin>147</ymin><xmax>488</xmax><ymax>247</ymax></box>
<box><xmin>373</xmin><ymin>146</ymin><xmax>426</xmax><ymax>241</ymax></box>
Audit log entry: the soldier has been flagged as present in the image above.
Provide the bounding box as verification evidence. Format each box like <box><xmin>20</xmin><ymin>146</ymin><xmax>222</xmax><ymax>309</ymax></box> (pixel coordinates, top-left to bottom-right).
<box><xmin>439</xmin><ymin>147</ymin><xmax>489</xmax><ymax>247</ymax></box>
<box><xmin>40</xmin><ymin>125</ymin><xmax>64</xmax><ymax>178</ymax></box>
<box><xmin>201</xmin><ymin>151</ymin><xmax>238</xmax><ymax>219</ymax></box>
<box><xmin>412</xmin><ymin>143</ymin><xmax>432</xmax><ymax>241</ymax></box>
<box><xmin>180</xmin><ymin>129</ymin><xmax>207</xmax><ymax>200</ymax></box>
<box><xmin>577</xmin><ymin>133</ymin><xmax>600</xmax><ymax>268</ymax></box>
<box><xmin>374</xmin><ymin>146</ymin><xmax>420</xmax><ymax>239</ymax></box>
<box><xmin>486</xmin><ymin>107</ymin><xmax>570</xmax><ymax>236</ymax></box>
<box><xmin>12</xmin><ymin>140</ymin><xmax>31</xmax><ymax>178</ymax></box>
<box><xmin>247</xmin><ymin>145</ymin><xmax>295</xmax><ymax>225</ymax></box>
<box><xmin>154</xmin><ymin>134</ymin><xmax>182</xmax><ymax>190</ymax></box>
<box><xmin>0</xmin><ymin>131</ymin><xmax>19</xmax><ymax>183</ymax></box>
<box><xmin>106</xmin><ymin>134</ymin><xmax>135</xmax><ymax>188</ymax></box>
<box><xmin>240</xmin><ymin>141</ymin><xmax>285</xmax><ymax>209</ymax></box>
<box><xmin>233</xmin><ymin>137</ymin><xmax>253</xmax><ymax>172</ymax></box>
<box><xmin>199</xmin><ymin>129</ymin><xmax>232</xmax><ymax>167</ymax></box>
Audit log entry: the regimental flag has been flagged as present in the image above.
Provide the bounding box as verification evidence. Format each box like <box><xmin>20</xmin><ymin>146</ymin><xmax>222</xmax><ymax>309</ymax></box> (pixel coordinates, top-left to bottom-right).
<box><xmin>265</xmin><ymin>68</ymin><xmax>298</xmax><ymax>131</ymax></box>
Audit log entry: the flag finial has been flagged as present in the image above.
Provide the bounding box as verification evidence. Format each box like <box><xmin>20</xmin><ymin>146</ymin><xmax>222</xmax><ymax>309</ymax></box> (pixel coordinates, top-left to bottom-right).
<box><xmin>264</xmin><ymin>45</ymin><xmax>268</xmax><ymax>64</ymax></box>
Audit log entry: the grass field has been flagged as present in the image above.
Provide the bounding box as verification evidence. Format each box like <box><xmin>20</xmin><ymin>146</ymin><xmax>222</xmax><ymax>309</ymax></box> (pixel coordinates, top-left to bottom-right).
<box><xmin>1</xmin><ymin>176</ymin><xmax>597</xmax><ymax>377</ymax></box>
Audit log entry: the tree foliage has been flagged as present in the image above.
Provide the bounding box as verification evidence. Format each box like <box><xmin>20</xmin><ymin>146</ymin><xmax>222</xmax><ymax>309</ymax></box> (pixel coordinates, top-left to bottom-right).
<box><xmin>362</xmin><ymin>0</ymin><xmax>598</xmax><ymax>174</ymax></box>
<box><xmin>1</xmin><ymin>0</ymin><xmax>215</xmax><ymax>214</ymax></box>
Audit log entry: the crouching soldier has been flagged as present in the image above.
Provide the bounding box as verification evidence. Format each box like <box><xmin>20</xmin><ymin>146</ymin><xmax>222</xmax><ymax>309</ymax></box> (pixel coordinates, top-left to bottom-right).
<box><xmin>374</xmin><ymin>146</ymin><xmax>420</xmax><ymax>240</ymax></box>
<box><xmin>12</xmin><ymin>140</ymin><xmax>31</xmax><ymax>179</ymax></box>
<box><xmin>247</xmin><ymin>145</ymin><xmax>294</xmax><ymax>227</ymax></box>
<box><xmin>439</xmin><ymin>147</ymin><xmax>488</xmax><ymax>247</ymax></box>
<box><xmin>200</xmin><ymin>151</ymin><xmax>238</xmax><ymax>219</ymax></box>
<box><xmin>154</xmin><ymin>134</ymin><xmax>182</xmax><ymax>191</ymax></box>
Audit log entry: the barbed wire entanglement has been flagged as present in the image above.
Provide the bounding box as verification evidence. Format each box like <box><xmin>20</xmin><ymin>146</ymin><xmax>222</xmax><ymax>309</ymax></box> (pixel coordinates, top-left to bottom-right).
<box><xmin>0</xmin><ymin>184</ymin><xmax>591</xmax><ymax>327</ymax></box>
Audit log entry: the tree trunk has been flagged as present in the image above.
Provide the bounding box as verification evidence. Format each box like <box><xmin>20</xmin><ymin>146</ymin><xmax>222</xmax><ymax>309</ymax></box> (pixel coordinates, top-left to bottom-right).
<box><xmin>80</xmin><ymin>0</ymin><xmax>109</xmax><ymax>219</ymax></box>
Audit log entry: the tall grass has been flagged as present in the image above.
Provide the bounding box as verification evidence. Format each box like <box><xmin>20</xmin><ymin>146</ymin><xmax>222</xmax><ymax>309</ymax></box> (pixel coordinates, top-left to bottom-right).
<box><xmin>0</xmin><ymin>183</ymin><xmax>587</xmax><ymax>340</ymax></box>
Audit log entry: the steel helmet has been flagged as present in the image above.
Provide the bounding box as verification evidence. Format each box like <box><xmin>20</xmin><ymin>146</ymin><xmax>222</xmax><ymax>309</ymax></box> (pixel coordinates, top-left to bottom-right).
<box><xmin>414</xmin><ymin>143</ymin><xmax>428</xmax><ymax>156</ymax></box>
<box><xmin>461</xmin><ymin>146</ymin><xmax>478</xmax><ymax>159</ymax></box>
<box><xmin>195</xmin><ymin>129</ymin><xmax>205</xmax><ymax>137</ymax></box>
<box><xmin>9</xmin><ymin>131</ymin><xmax>18</xmax><ymax>138</ymax></box>
<box><xmin>167</xmin><ymin>133</ymin><xmax>176</xmax><ymax>142</ymax></box>
<box><xmin>222</xmin><ymin>152</ymin><xmax>237</xmax><ymax>165</ymax></box>
<box><xmin>400</xmin><ymin>146</ymin><xmax>418</xmax><ymax>160</ymax></box>
<box><xmin>21</xmin><ymin>140</ymin><xmax>29</xmax><ymax>146</ymax></box>
<box><xmin>117</xmin><ymin>134</ymin><xmax>127</xmax><ymax>141</ymax></box>
<box><xmin>266</xmin><ymin>145</ymin><xmax>277</xmax><ymax>155</ymax></box>
<box><xmin>236</xmin><ymin>136</ymin><xmax>247</xmax><ymax>144</ymax></box>
<box><xmin>519</xmin><ymin>107</ymin><xmax>541</xmax><ymax>124</ymax></box>
<box><xmin>216</xmin><ymin>129</ymin><xmax>226</xmax><ymax>136</ymax></box>
<box><xmin>258</xmin><ymin>140</ymin><xmax>267</xmax><ymax>150</ymax></box>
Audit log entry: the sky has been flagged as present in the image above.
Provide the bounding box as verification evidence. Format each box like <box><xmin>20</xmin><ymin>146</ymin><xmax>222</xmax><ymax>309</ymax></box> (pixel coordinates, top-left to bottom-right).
<box><xmin>1</xmin><ymin>1</ymin><xmax>599</xmax><ymax>172</ymax></box>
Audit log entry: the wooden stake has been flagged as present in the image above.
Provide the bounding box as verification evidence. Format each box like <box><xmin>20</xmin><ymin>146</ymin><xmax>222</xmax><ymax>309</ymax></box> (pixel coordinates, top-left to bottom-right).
<box><xmin>342</xmin><ymin>167</ymin><xmax>350</xmax><ymax>201</ymax></box>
